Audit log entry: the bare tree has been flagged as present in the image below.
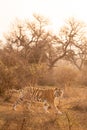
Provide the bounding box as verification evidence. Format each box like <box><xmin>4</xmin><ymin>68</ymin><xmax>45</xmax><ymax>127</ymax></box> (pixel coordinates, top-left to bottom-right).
<box><xmin>59</xmin><ymin>18</ymin><xmax>87</xmax><ymax>70</ymax></box>
<box><xmin>46</xmin><ymin>17</ymin><xmax>87</xmax><ymax>70</ymax></box>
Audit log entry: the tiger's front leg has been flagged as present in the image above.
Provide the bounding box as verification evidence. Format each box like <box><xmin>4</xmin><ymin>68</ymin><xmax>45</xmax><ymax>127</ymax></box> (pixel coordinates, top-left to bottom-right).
<box><xmin>54</xmin><ymin>97</ymin><xmax>62</xmax><ymax>114</ymax></box>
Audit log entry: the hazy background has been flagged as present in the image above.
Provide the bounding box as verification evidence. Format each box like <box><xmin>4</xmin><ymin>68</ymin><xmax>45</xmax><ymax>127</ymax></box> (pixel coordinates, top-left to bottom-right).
<box><xmin>0</xmin><ymin>0</ymin><xmax>87</xmax><ymax>38</ymax></box>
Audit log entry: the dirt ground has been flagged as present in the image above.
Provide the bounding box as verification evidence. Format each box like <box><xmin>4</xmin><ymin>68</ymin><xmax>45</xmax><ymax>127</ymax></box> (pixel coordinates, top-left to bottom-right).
<box><xmin>0</xmin><ymin>86</ymin><xmax>87</xmax><ymax>130</ymax></box>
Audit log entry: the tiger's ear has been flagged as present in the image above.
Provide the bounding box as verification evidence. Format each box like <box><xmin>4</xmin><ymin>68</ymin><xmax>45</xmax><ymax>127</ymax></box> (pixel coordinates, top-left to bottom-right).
<box><xmin>54</xmin><ymin>88</ymin><xmax>58</xmax><ymax>90</ymax></box>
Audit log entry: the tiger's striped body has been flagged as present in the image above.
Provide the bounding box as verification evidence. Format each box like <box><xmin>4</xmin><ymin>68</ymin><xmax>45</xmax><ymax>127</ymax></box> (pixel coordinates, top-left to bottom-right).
<box><xmin>10</xmin><ymin>86</ymin><xmax>64</xmax><ymax>113</ymax></box>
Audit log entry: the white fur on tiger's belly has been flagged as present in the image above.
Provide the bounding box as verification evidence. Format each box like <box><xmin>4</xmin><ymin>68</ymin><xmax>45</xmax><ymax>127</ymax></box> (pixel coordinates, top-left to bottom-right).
<box><xmin>43</xmin><ymin>100</ymin><xmax>50</xmax><ymax>113</ymax></box>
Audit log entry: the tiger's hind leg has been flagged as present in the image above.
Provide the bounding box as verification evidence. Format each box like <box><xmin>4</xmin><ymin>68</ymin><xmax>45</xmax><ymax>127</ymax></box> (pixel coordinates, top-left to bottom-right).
<box><xmin>13</xmin><ymin>101</ymin><xmax>19</xmax><ymax>111</ymax></box>
<box><xmin>12</xmin><ymin>97</ymin><xmax>23</xmax><ymax>111</ymax></box>
<box><xmin>13</xmin><ymin>103</ymin><xmax>17</xmax><ymax>111</ymax></box>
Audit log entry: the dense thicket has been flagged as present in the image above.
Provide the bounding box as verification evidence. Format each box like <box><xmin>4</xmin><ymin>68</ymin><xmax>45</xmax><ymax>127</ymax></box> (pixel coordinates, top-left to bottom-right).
<box><xmin>0</xmin><ymin>15</ymin><xmax>87</xmax><ymax>95</ymax></box>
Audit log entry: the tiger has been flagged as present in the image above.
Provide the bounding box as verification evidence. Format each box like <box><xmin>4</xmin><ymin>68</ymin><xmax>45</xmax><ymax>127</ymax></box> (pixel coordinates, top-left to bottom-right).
<box><xmin>9</xmin><ymin>86</ymin><xmax>64</xmax><ymax>114</ymax></box>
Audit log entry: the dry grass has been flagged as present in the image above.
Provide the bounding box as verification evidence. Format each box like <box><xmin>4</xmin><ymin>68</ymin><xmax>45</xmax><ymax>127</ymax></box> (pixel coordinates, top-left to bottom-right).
<box><xmin>0</xmin><ymin>86</ymin><xmax>87</xmax><ymax>130</ymax></box>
